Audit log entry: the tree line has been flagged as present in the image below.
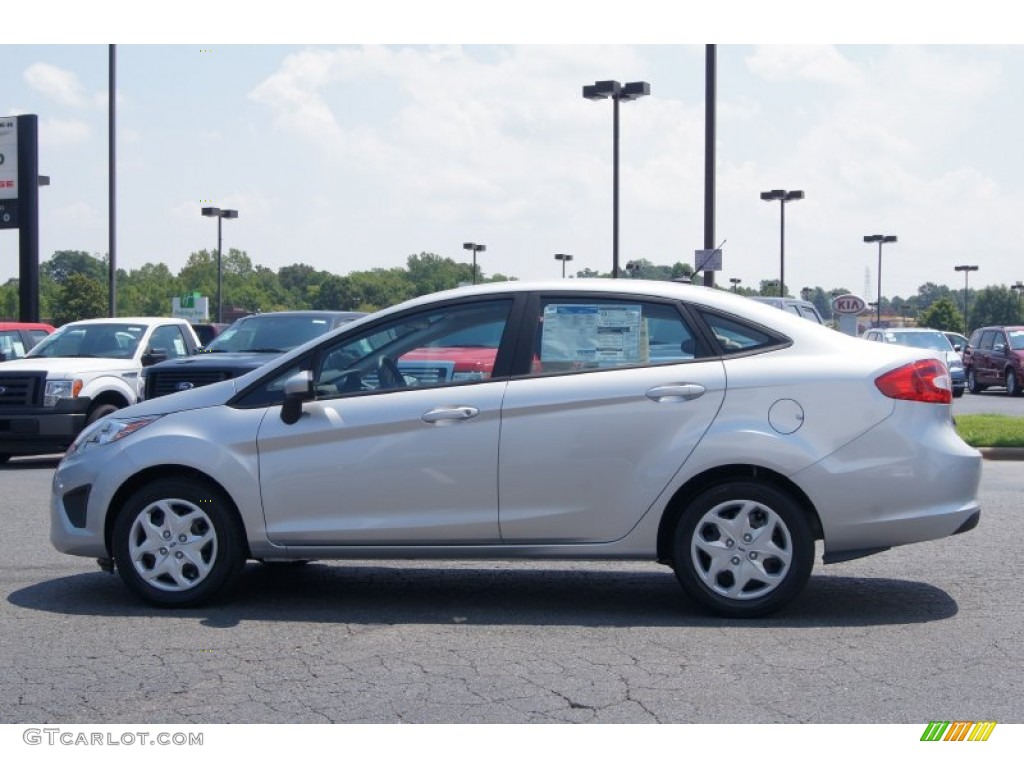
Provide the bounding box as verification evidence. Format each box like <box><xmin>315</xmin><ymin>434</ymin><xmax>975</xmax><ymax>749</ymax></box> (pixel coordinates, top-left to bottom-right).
<box><xmin>1</xmin><ymin>250</ymin><xmax>1021</xmax><ymax>332</ymax></box>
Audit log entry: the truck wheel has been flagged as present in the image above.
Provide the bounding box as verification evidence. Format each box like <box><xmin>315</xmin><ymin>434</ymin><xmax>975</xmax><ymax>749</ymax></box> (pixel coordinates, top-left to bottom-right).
<box><xmin>86</xmin><ymin>403</ymin><xmax>119</xmax><ymax>425</ymax></box>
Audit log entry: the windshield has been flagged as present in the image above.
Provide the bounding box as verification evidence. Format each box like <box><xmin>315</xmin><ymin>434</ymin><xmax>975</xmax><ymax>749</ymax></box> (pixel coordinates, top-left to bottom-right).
<box><xmin>204</xmin><ymin>315</ymin><xmax>335</xmax><ymax>353</ymax></box>
<box><xmin>884</xmin><ymin>331</ymin><xmax>953</xmax><ymax>352</ymax></box>
<box><xmin>26</xmin><ymin>323</ymin><xmax>145</xmax><ymax>360</ymax></box>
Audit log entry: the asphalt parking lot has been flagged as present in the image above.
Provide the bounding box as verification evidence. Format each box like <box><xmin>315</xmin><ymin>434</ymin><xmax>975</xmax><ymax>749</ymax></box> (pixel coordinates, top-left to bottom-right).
<box><xmin>1</xmin><ymin>449</ymin><xmax>1021</xmax><ymax>725</ymax></box>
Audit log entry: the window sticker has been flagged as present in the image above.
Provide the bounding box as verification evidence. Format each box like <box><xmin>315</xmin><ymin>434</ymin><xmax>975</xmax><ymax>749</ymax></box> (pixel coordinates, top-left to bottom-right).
<box><xmin>542</xmin><ymin>304</ymin><xmax>645</xmax><ymax>367</ymax></box>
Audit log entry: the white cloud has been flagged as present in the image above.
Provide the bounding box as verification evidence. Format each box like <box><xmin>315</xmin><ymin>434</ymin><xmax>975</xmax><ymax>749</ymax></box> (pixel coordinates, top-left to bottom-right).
<box><xmin>746</xmin><ymin>45</ymin><xmax>864</xmax><ymax>88</ymax></box>
<box><xmin>23</xmin><ymin>62</ymin><xmax>90</xmax><ymax>107</ymax></box>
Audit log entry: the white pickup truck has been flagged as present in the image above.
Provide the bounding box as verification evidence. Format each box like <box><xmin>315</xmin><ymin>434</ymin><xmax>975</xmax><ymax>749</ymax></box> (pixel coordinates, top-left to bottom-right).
<box><xmin>0</xmin><ymin>317</ymin><xmax>201</xmax><ymax>463</ymax></box>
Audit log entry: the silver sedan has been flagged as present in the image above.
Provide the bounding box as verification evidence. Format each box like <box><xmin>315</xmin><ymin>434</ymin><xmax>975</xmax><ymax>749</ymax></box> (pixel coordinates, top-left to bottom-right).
<box><xmin>51</xmin><ymin>280</ymin><xmax>981</xmax><ymax>618</ymax></box>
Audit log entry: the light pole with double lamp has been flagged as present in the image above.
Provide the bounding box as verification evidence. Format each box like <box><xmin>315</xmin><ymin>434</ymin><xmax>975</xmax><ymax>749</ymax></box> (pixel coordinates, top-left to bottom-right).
<box><xmin>954</xmin><ymin>264</ymin><xmax>979</xmax><ymax>335</ymax></box>
<box><xmin>864</xmin><ymin>234</ymin><xmax>897</xmax><ymax>328</ymax></box>
<box><xmin>554</xmin><ymin>253</ymin><xmax>573</xmax><ymax>278</ymax></box>
<box><xmin>582</xmin><ymin>79</ymin><xmax>650</xmax><ymax>279</ymax></box>
<box><xmin>463</xmin><ymin>242</ymin><xmax>486</xmax><ymax>285</ymax></box>
<box><xmin>201</xmin><ymin>207</ymin><xmax>239</xmax><ymax>323</ymax></box>
<box><xmin>729</xmin><ymin>277</ymin><xmax>742</xmax><ymax>292</ymax></box>
<box><xmin>760</xmin><ymin>189</ymin><xmax>803</xmax><ymax>298</ymax></box>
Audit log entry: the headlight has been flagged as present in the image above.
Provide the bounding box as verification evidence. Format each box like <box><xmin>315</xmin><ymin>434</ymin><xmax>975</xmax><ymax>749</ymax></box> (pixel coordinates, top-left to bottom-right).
<box><xmin>44</xmin><ymin>379</ymin><xmax>82</xmax><ymax>407</ymax></box>
<box><xmin>65</xmin><ymin>414</ymin><xmax>164</xmax><ymax>458</ymax></box>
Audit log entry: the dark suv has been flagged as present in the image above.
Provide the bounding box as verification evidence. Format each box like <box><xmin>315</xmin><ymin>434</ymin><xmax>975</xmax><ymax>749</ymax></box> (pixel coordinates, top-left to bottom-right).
<box><xmin>963</xmin><ymin>325</ymin><xmax>1024</xmax><ymax>396</ymax></box>
<box><xmin>143</xmin><ymin>310</ymin><xmax>366</xmax><ymax>400</ymax></box>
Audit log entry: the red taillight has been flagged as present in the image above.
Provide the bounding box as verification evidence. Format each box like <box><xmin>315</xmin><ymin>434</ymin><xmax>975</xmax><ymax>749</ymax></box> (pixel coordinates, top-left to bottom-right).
<box><xmin>875</xmin><ymin>359</ymin><xmax>952</xmax><ymax>404</ymax></box>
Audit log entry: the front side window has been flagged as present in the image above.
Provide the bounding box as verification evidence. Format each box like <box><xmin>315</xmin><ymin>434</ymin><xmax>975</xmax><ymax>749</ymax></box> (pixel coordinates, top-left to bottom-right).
<box><xmin>526</xmin><ymin>298</ymin><xmax>700</xmax><ymax>375</ymax></box>
<box><xmin>313</xmin><ymin>299</ymin><xmax>514</xmax><ymax>397</ymax></box>
<box><xmin>149</xmin><ymin>325</ymin><xmax>190</xmax><ymax>359</ymax></box>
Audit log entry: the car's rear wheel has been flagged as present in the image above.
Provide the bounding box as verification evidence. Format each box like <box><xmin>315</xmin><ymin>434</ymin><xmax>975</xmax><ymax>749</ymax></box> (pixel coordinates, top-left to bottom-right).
<box><xmin>967</xmin><ymin>369</ymin><xmax>986</xmax><ymax>394</ymax></box>
<box><xmin>1006</xmin><ymin>369</ymin><xmax>1021</xmax><ymax>397</ymax></box>
<box><xmin>672</xmin><ymin>481</ymin><xmax>814</xmax><ymax>618</ymax></box>
<box><xmin>112</xmin><ymin>478</ymin><xmax>246</xmax><ymax>607</ymax></box>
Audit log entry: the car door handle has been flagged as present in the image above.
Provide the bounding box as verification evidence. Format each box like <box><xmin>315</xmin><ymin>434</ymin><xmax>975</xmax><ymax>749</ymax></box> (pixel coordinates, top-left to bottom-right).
<box><xmin>421</xmin><ymin>406</ymin><xmax>480</xmax><ymax>424</ymax></box>
<box><xmin>645</xmin><ymin>384</ymin><xmax>706</xmax><ymax>402</ymax></box>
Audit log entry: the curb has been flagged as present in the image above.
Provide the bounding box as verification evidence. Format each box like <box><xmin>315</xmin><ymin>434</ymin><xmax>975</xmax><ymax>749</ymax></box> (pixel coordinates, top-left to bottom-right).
<box><xmin>978</xmin><ymin>447</ymin><xmax>1024</xmax><ymax>461</ymax></box>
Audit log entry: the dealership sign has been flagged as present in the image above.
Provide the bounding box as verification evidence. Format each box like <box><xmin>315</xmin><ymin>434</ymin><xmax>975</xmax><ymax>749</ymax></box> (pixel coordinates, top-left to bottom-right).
<box><xmin>832</xmin><ymin>294</ymin><xmax>868</xmax><ymax>315</ymax></box>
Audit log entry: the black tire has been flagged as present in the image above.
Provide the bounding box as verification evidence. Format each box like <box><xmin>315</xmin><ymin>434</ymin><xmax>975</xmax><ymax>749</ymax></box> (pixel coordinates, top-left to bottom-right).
<box><xmin>86</xmin><ymin>403</ymin><xmax>120</xmax><ymax>425</ymax></box>
<box><xmin>112</xmin><ymin>478</ymin><xmax>246</xmax><ymax>607</ymax></box>
<box><xmin>671</xmin><ymin>481</ymin><xmax>814</xmax><ymax>618</ymax></box>
<box><xmin>0</xmin><ymin>454</ymin><xmax>10</xmax><ymax>465</ymax></box>
<box><xmin>953</xmin><ymin>387</ymin><xmax>965</xmax><ymax>399</ymax></box>
<box><xmin>967</xmin><ymin>369</ymin><xmax>986</xmax><ymax>394</ymax></box>
<box><xmin>1006</xmin><ymin>369</ymin><xmax>1021</xmax><ymax>397</ymax></box>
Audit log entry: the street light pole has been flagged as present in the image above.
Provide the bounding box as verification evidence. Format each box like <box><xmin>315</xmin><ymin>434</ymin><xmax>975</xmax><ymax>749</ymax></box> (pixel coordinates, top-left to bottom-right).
<box><xmin>1012</xmin><ymin>281</ymin><xmax>1024</xmax><ymax>323</ymax></box>
<box><xmin>954</xmin><ymin>264</ymin><xmax>979</xmax><ymax>335</ymax></box>
<box><xmin>554</xmin><ymin>253</ymin><xmax>573</xmax><ymax>278</ymax></box>
<box><xmin>201</xmin><ymin>207</ymin><xmax>239</xmax><ymax>323</ymax></box>
<box><xmin>463</xmin><ymin>242</ymin><xmax>486</xmax><ymax>285</ymax></box>
<box><xmin>583</xmin><ymin>80</ymin><xmax>650</xmax><ymax>279</ymax></box>
<box><xmin>760</xmin><ymin>189</ymin><xmax>804</xmax><ymax>297</ymax></box>
<box><xmin>864</xmin><ymin>234</ymin><xmax>897</xmax><ymax>328</ymax></box>
<box><xmin>729</xmin><ymin>277</ymin><xmax>741</xmax><ymax>292</ymax></box>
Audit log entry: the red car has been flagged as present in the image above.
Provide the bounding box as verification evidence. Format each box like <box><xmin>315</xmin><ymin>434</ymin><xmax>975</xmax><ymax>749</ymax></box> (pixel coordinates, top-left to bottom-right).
<box><xmin>0</xmin><ymin>322</ymin><xmax>56</xmax><ymax>362</ymax></box>
<box><xmin>963</xmin><ymin>325</ymin><xmax>1024</xmax><ymax>396</ymax></box>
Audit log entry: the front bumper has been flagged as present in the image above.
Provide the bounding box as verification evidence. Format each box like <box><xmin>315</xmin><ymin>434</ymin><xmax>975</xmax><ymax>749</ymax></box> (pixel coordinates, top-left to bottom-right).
<box><xmin>0</xmin><ymin>398</ymin><xmax>91</xmax><ymax>455</ymax></box>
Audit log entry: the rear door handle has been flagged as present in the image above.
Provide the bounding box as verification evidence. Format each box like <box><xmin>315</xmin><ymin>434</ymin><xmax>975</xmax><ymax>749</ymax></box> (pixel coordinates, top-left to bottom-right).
<box><xmin>421</xmin><ymin>406</ymin><xmax>480</xmax><ymax>424</ymax></box>
<box><xmin>645</xmin><ymin>384</ymin><xmax>706</xmax><ymax>402</ymax></box>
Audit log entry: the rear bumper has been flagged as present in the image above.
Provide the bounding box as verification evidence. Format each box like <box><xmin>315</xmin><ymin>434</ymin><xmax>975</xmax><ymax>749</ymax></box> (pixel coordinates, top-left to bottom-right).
<box><xmin>793</xmin><ymin>402</ymin><xmax>982</xmax><ymax>556</ymax></box>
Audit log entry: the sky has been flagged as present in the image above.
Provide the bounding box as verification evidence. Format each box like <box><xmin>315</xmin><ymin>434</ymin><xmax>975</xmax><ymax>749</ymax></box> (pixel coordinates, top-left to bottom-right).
<box><xmin>2</xmin><ymin>2</ymin><xmax>1022</xmax><ymax>304</ymax></box>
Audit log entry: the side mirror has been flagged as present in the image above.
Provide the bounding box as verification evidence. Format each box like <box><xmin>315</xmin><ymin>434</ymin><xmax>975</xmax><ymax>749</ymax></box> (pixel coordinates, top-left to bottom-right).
<box><xmin>953</xmin><ymin>344</ymin><xmax>962</xmax><ymax>352</ymax></box>
<box><xmin>280</xmin><ymin>370</ymin><xmax>314</xmax><ymax>425</ymax></box>
<box><xmin>142</xmin><ymin>347</ymin><xmax>169</xmax><ymax>366</ymax></box>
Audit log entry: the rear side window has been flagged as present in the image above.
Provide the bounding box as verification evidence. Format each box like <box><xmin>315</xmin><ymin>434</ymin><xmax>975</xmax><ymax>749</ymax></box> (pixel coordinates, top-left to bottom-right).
<box><xmin>525</xmin><ymin>298</ymin><xmax>702</xmax><ymax>375</ymax></box>
<box><xmin>698</xmin><ymin>310</ymin><xmax>787</xmax><ymax>354</ymax></box>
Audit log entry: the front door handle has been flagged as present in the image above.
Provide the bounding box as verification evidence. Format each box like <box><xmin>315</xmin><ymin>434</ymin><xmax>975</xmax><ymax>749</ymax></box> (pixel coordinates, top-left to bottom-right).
<box><xmin>645</xmin><ymin>384</ymin><xmax>706</xmax><ymax>402</ymax></box>
<box><xmin>421</xmin><ymin>406</ymin><xmax>480</xmax><ymax>424</ymax></box>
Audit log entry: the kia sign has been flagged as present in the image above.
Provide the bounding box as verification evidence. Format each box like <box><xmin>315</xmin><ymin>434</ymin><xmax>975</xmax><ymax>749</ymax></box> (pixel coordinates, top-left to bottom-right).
<box><xmin>832</xmin><ymin>294</ymin><xmax>868</xmax><ymax>315</ymax></box>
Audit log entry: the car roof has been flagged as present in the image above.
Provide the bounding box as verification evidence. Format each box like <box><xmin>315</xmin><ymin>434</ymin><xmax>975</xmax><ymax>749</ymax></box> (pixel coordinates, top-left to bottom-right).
<box><xmin>59</xmin><ymin>317</ymin><xmax>191</xmax><ymax>326</ymax></box>
<box><xmin>0</xmin><ymin>322</ymin><xmax>56</xmax><ymax>331</ymax></box>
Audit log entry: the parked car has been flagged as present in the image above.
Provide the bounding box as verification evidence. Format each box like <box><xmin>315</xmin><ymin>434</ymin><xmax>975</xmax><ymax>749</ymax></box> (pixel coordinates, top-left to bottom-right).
<box><xmin>0</xmin><ymin>317</ymin><xmax>200</xmax><ymax>462</ymax></box>
<box><xmin>143</xmin><ymin>311</ymin><xmax>365</xmax><ymax>400</ymax></box>
<box><xmin>943</xmin><ymin>331</ymin><xmax>969</xmax><ymax>353</ymax></box>
<box><xmin>963</xmin><ymin>325</ymin><xmax>1024</xmax><ymax>396</ymax></box>
<box><xmin>748</xmin><ymin>296</ymin><xmax>825</xmax><ymax>324</ymax></box>
<box><xmin>0</xmin><ymin>321</ymin><xmax>56</xmax><ymax>361</ymax></box>
<box><xmin>861</xmin><ymin>327</ymin><xmax>965</xmax><ymax>397</ymax></box>
<box><xmin>51</xmin><ymin>280</ymin><xmax>981</xmax><ymax>617</ymax></box>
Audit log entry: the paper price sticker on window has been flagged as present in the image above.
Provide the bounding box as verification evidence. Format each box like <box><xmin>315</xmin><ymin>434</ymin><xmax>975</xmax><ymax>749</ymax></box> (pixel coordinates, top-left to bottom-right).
<box><xmin>542</xmin><ymin>304</ymin><xmax>643</xmax><ymax>366</ymax></box>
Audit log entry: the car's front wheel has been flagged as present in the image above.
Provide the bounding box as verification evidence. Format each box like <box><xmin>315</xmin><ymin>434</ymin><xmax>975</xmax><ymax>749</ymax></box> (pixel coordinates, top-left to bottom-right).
<box><xmin>112</xmin><ymin>478</ymin><xmax>246</xmax><ymax>607</ymax></box>
<box><xmin>671</xmin><ymin>481</ymin><xmax>814</xmax><ymax>618</ymax></box>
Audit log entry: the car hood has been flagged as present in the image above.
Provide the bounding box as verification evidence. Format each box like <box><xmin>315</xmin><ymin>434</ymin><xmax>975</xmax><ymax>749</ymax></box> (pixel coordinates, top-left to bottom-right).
<box><xmin>149</xmin><ymin>352</ymin><xmax>278</xmax><ymax>371</ymax></box>
<box><xmin>0</xmin><ymin>356</ymin><xmax>140</xmax><ymax>377</ymax></box>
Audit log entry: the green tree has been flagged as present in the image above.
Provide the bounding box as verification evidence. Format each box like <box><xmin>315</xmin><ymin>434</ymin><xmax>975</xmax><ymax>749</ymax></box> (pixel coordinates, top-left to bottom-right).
<box><xmin>42</xmin><ymin>250</ymin><xmax>106</xmax><ymax>284</ymax></box>
<box><xmin>406</xmin><ymin>252</ymin><xmax>472</xmax><ymax>294</ymax></box>
<box><xmin>917</xmin><ymin>296</ymin><xmax>964</xmax><ymax>333</ymax></box>
<box><xmin>52</xmin><ymin>274</ymin><xmax>107</xmax><ymax>326</ymax></box>
<box><xmin>969</xmin><ymin>285</ymin><xmax>1019</xmax><ymax>328</ymax></box>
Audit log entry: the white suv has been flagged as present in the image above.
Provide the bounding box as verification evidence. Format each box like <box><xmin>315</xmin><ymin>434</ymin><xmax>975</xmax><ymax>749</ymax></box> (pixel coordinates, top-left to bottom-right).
<box><xmin>0</xmin><ymin>317</ymin><xmax>200</xmax><ymax>462</ymax></box>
